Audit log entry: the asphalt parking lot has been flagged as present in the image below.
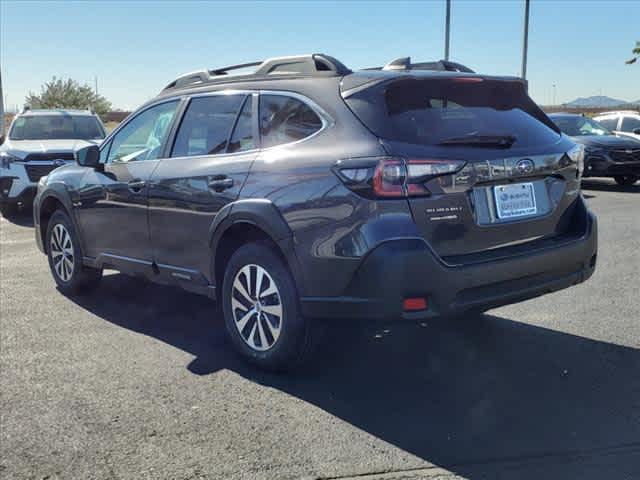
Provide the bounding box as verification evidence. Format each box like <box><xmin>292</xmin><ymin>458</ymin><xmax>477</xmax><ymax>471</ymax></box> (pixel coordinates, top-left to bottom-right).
<box><xmin>1</xmin><ymin>178</ymin><xmax>639</xmax><ymax>480</ymax></box>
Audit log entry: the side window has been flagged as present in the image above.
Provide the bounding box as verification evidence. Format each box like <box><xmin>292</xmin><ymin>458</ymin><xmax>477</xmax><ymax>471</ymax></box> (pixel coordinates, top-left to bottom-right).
<box><xmin>228</xmin><ymin>95</ymin><xmax>255</xmax><ymax>153</ymax></box>
<box><xmin>259</xmin><ymin>94</ymin><xmax>323</xmax><ymax>148</ymax></box>
<box><xmin>99</xmin><ymin>140</ymin><xmax>111</xmax><ymax>163</ymax></box>
<box><xmin>108</xmin><ymin>101</ymin><xmax>179</xmax><ymax>163</ymax></box>
<box><xmin>597</xmin><ymin>117</ymin><xmax>619</xmax><ymax>131</ymax></box>
<box><xmin>621</xmin><ymin>116</ymin><xmax>640</xmax><ymax>132</ymax></box>
<box><xmin>171</xmin><ymin>95</ymin><xmax>244</xmax><ymax>157</ymax></box>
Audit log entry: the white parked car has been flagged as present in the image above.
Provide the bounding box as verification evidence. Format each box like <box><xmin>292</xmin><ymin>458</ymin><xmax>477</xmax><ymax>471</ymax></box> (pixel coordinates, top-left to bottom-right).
<box><xmin>0</xmin><ymin>109</ymin><xmax>106</xmax><ymax>217</ymax></box>
<box><xmin>593</xmin><ymin>110</ymin><xmax>640</xmax><ymax>141</ymax></box>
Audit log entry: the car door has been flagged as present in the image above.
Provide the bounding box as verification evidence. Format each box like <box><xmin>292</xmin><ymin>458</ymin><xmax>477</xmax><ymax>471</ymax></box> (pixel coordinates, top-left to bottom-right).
<box><xmin>147</xmin><ymin>93</ymin><xmax>258</xmax><ymax>286</ymax></box>
<box><xmin>75</xmin><ymin>99</ymin><xmax>181</xmax><ymax>273</ymax></box>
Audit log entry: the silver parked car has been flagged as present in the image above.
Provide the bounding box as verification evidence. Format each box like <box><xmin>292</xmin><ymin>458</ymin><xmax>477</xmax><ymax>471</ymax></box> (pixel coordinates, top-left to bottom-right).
<box><xmin>594</xmin><ymin>110</ymin><xmax>640</xmax><ymax>141</ymax></box>
<box><xmin>0</xmin><ymin>109</ymin><xmax>106</xmax><ymax>217</ymax></box>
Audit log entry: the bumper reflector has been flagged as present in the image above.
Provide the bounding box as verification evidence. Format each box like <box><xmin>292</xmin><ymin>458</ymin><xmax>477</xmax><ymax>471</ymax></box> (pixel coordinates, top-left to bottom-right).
<box><xmin>403</xmin><ymin>297</ymin><xmax>428</xmax><ymax>311</ymax></box>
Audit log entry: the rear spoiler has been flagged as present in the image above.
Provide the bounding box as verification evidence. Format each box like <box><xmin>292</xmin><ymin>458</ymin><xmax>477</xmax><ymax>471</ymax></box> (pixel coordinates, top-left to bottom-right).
<box><xmin>342</xmin><ymin>73</ymin><xmax>528</xmax><ymax>99</ymax></box>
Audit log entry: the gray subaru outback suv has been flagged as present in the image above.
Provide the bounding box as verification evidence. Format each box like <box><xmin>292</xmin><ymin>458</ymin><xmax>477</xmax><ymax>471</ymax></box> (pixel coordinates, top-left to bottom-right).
<box><xmin>33</xmin><ymin>54</ymin><xmax>597</xmax><ymax>370</ymax></box>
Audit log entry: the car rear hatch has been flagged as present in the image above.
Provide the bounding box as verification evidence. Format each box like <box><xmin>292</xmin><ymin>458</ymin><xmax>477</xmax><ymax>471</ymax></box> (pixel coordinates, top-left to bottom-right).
<box><xmin>340</xmin><ymin>73</ymin><xmax>583</xmax><ymax>259</ymax></box>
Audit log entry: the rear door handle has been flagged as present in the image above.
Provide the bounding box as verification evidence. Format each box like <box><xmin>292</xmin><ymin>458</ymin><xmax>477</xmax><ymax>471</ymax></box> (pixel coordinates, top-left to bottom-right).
<box><xmin>128</xmin><ymin>179</ymin><xmax>147</xmax><ymax>193</ymax></box>
<box><xmin>208</xmin><ymin>176</ymin><xmax>234</xmax><ymax>192</ymax></box>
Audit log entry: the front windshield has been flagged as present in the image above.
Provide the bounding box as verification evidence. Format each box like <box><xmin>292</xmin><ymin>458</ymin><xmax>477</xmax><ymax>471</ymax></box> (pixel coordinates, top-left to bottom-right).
<box><xmin>552</xmin><ymin>116</ymin><xmax>611</xmax><ymax>137</ymax></box>
<box><xmin>9</xmin><ymin>115</ymin><xmax>105</xmax><ymax>140</ymax></box>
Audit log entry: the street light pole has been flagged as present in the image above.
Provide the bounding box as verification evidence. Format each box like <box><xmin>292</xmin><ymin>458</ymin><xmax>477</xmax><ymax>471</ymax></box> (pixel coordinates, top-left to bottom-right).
<box><xmin>444</xmin><ymin>0</ymin><xmax>451</xmax><ymax>61</ymax></box>
<box><xmin>521</xmin><ymin>0</ymin><xmax>530</xmax><ymax>79</ymax></box>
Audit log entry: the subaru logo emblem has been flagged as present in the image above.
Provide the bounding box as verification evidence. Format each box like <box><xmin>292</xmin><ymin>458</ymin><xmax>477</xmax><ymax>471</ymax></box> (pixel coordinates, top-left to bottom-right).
<box><xmin>515</xmin><ymin>158</ymin><xmax>535</xmax><ymax>175</ymax></box>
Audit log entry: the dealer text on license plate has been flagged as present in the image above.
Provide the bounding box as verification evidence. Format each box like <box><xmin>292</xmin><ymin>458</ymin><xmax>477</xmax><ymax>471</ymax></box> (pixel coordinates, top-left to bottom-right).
<box><xmin>494</xmin><ymin>182</ymin><xmax>537</xmax><ymax>219</ymax></box>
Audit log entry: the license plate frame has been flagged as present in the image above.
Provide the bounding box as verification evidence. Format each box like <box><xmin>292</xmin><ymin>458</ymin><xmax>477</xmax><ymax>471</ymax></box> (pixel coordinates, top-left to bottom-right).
<box><xmin>493</xmin><ymin>182</ymin><xmax>537</xmax><ymax>219</ymax></box>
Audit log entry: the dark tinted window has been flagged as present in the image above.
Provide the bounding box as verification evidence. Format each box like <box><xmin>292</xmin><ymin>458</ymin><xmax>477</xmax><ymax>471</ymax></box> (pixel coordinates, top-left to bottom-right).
<box><xmin>172</xmin><ymin>95</ymin><xmax>244</xmax><ymax>157</ymax></box>
<box><xmin>621</xmin><ymin>116</ymin><xmax>640</xmax><ymax>132</ymax></box>
<box><xmin>259</xmin><ymin>95</ymin><xmax>323</xmax><ymax>148</ymax></box>
<box><xmin>228</xmin><ymin>95</ymin><xmax>255</xmax><ymax>153</ymax></box>
<box><xmin>552</xmin><ymin>116</ymin><xmax>611</xmax><ymax>136</ymax></box>
<box><xmin>346</xmin><ymin>78</ymin><xmax>561</xmax><ymax>148</ymax></box>
<box><xmin>597</xmin><ymin>117</ymin><xmax>619</xmax><ymax>130</ymax></box>
<box><xmin>10</xmin><ymin>115</ymin><xmax>105</xmax><ymax>140</ymax></box>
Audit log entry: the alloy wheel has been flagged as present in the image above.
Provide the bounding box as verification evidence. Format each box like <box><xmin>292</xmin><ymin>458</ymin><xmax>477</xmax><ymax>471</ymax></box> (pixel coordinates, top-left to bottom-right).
<box><xmin>50</xmin><ymin>224</ymin><xmax>74</xmax><ymax>282</ymax></box>
<box><xmin>231</xmin><ymin>264</ymin><xmax>283</xmax><ymax>351</ymax></box>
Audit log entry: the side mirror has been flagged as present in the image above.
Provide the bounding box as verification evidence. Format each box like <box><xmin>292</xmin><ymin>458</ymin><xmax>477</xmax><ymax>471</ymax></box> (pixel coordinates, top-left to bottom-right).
<box><xmin>633</xmin><ymin>128</ymin><xmax>640</xmax><ymax>135</ymax></box>
<box><xmin>75</xmin><ymin>145</ymin><xmax>100</xmax><ymax>168</ymax></box>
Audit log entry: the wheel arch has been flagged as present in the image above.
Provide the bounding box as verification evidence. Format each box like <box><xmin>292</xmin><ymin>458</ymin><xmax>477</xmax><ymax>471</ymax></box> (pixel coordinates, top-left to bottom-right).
<box><xmin>38</xmin><ymin>188</ymin><xmax>77</xmax><ymax>254</ymax></box>
<box><xmin>210</xmin><ymin>199</ymin><xmax>305</xmax><ymax>295</ymax></box>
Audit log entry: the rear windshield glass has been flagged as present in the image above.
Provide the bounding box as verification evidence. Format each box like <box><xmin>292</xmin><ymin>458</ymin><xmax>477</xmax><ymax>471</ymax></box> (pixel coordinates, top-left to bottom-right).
<box><xmin>10</xmin><ymin>115</ymin><xmax>105</xmax><ymax>140</ymax></box>
<box><xmin>345</xmin><ymin>78</ymin><xmax>561</xmax><ymax>148</ymax></box>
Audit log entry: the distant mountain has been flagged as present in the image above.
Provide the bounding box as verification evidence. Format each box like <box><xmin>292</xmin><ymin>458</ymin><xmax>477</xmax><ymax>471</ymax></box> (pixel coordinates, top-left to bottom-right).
<box><xmin>564</xmin><ymin>95</ymin><xmax>631</xmax><ymax>107</ymax></box>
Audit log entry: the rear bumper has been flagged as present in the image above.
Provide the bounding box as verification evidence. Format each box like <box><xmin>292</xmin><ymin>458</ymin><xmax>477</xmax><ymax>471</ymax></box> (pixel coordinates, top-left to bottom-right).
<box><xmin>300</xmin><ymin>199</ymin><xmax>597</xmax><ymax>321</ymax></box>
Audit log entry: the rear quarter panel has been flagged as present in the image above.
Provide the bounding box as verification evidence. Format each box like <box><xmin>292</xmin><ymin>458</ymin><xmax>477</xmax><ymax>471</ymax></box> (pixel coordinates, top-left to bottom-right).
<box><xmin>238</xmin><ymin>84</ymin><xmax>417</xmax><ymax>297</ymax></box>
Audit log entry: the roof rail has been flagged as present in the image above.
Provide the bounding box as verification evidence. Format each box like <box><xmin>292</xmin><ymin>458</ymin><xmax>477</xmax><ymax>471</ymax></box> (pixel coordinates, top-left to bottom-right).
<box><xmin>364</xmin><ymin>57</ymin><xmax>475</xmax><ymax>73</ymax></box>
<box><xmin>162</xmin><ymin>53</ymin><xmax>351</xmax><ymax>92</ymax></box>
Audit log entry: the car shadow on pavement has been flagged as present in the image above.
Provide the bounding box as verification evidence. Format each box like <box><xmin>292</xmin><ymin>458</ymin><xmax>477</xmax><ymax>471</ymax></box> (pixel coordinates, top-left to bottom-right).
<box><xmin>1</xmin><ymin>210</ymin><xmax>35</xmax><ymax>227</ymax></box>
<box><xmin>65</xmin><ymin>272</ymin><xmax>640</xmax><ymax>479</ymax></box>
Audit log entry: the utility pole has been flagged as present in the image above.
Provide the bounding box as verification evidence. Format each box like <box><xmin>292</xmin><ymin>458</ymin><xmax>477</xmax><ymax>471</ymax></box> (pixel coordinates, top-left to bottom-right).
<box><xmin>444</xmin><ymin>0</ymin><xmax>451</xmax><ymax>60</ymax></box>
<box><xmin>94</xmin><ymin>76</ymin><xmax>99</xmax><ymax>95</ymax></box>
<box><xmin>0</xmin><ymin>70</ymin><xmax>4</xmax><ymax>140</ymax></box>
<box><xmin>521</xmin><ymin>0</ymin><xmax>530</xmax><ymax>79</ymax></box>
<box><xmin>552</xmin><ymin>83</ymin><xmax>557</xmax><ymax>106</ymax></box>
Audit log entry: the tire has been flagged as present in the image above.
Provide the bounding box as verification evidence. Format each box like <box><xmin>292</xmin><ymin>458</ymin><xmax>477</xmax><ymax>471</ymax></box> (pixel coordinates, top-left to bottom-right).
<box><xmin>46</xmin><ymin>209</ymin><xmax>102</xmax><ymax>295</ymax></box>
<box><xmin>613</xmin><ymin>175</ymin><xmax>639</xmax><ymax>186</ymax></box>
<box><xmin>0</xmin><ymin>202</ymin><xmax>17</xmax><ymax>218</ymax></box>
<box><xmin>221</xmin><ymin>242</ymin><xmax>313</xmax><ymax>371</ymax></box>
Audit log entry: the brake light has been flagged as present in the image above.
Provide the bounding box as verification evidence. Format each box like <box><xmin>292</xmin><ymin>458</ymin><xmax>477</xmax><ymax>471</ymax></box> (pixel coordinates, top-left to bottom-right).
<box><xmin>567</xmin><ymin>144</ymin><xmax>585</xmax><ymax>178</ymax></box>
<box><xmin>372</xmin><ymin>159</ymin><xmax>406</xmax><ymax>197</ymax></box>
<box><xmin>403</xmin><ymin>297</ymin><xmax>428</xmax><ymax>311</ymax></box>
<box><xmin>337</xmin><ymin>157</ymin><xmax>466</xmax><ymax>199</ymax></box>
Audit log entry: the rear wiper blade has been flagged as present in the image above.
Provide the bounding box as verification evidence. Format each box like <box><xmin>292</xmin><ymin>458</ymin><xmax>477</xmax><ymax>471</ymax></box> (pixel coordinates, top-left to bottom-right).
<box><xmin>438</xmin><ymin>134</ymin><xmax>516</xmax><ymax>148</ymax></box>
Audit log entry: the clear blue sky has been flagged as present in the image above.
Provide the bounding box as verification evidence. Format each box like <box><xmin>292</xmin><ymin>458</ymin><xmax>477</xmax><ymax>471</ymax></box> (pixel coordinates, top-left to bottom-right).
<box><xmin>1</xmin><ymin>0</ymin><xmax>638</xmax><ymax>111</ymax></box>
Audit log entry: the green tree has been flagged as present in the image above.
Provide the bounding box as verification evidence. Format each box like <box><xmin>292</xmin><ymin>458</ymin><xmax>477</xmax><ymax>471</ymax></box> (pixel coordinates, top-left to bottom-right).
<box><xmin>25</xmin><ymin>77</ymin><xmax>112</xmax><ymax>117</ymax></box>
<box><xmin>626</xmin><ymin>41</ymin><xmax>640</xmax><ymax>64</ymax></box>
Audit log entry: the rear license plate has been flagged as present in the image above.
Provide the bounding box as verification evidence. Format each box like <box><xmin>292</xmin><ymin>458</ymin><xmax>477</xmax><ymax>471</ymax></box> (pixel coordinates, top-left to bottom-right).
<box><xmin>494</xmin><ymin>182</ymin><xmax>537</xmax><ymax>219</ymax></box>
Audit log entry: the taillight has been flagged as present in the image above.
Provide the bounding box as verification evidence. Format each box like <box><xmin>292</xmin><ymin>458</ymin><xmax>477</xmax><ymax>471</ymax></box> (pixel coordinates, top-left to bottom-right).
<box><xmin>567</xmin><ymin>144</ymin><xmax>585</xmax><ymax>178</ymax></box>
<box><xmin>334</xmin><ymin>157</ymin><xmax>466</xmax><ymax>199</ymax></box>
<box><xmin>373</xmin><ymin>159</ymin><xmax>406</xmax><ymax>197</ymax></box>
